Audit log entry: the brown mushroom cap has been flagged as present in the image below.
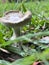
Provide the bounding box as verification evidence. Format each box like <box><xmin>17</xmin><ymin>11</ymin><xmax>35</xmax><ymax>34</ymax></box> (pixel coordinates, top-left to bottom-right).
<box><xmin>0</xmin><ymin>10</ymin><xmax>32</xmax><ymax>27</ymax></box>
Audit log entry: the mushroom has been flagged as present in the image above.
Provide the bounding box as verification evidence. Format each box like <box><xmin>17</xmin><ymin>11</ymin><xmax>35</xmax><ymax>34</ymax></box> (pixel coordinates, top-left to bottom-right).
<box><xmin>0</xmin><ymin>10</ymin><xmax>32</xmax><ymax>46</ymax></box>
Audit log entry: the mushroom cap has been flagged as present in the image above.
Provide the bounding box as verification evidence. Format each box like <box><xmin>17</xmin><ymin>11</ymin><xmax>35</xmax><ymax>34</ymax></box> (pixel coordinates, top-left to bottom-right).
<box><xmin>0</xmin><ymin>10</ymin><xmax>32</xmax><ymax>27</ymax></box>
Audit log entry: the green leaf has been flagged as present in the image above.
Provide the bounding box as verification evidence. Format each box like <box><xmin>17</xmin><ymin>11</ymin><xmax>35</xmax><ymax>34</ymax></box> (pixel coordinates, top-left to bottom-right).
<box><xmin>0</xmin><ymin>60</ymin><xmax>10</xmax><ymax>65</ymax></box>
<box><xmin>2</xmin><ymin>31</ymin><xmax>49</xmax><ymax>47</ymax></box>
<box><xmin>11</xmin><ymin>55</ymin><xmax>36</xmax><ymax>65</ymax></box>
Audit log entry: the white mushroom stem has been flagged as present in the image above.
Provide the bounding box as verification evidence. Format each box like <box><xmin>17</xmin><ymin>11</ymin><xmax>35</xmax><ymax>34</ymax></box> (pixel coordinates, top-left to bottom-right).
<box><xmin>8</xmin><ymin>26</ymin><xmax>21</xmax><ymax>47</ymax></box>
<box><xmin>10</xmin><ymin>27</ymin><xmax>21</xmax><ymax>41</ymax></box>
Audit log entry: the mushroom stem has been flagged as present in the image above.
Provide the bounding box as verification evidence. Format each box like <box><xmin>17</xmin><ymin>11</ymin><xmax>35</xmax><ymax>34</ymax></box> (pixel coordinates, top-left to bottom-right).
<box><xmin>14</xmin><ymin>27</ymin><xmax>21</xmax><ymax>37</ymax></box>
<box><xmin>10</xmin><ymin>27</ymin><xmax>21</xmax><ymax>47</ymax></box>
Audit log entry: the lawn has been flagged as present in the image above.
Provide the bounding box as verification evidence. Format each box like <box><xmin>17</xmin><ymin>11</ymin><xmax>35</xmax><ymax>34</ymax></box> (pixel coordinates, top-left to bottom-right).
<box><xmin>0</xmin><ymin>0</ymin><xmax>49</xmax><ymax>65</ymax></box>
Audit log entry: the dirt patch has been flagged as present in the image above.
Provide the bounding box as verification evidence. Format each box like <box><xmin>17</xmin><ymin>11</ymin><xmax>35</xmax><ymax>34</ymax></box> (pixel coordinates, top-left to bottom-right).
<box><xmin>0</xmin><ymin>50</ymin><xmax>22</xmax><ymax>62</ymax></box>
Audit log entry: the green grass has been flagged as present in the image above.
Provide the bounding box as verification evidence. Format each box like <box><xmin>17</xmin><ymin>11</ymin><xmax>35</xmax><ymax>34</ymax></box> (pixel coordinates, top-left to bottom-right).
<box><xmin>0</xmin><ymin>0</ymin><xmax>49</xmax><ymax>49</ymax></box>
<box><xmin>0</xmin><ymin>1</ymin><xmax>49</xmax><ymax>17</ymax></box>
<box><xmin>0</xmin><ymin>0</ymin><xmax>49</xmax><ymax>65</ymax></box>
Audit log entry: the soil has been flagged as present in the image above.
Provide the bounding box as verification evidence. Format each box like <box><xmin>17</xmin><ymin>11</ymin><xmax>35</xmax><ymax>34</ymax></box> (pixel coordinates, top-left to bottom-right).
<box><xmin>0</xmin><ymin>50</ymin><xmax>22</xmax><ymax>62</ymax></box>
